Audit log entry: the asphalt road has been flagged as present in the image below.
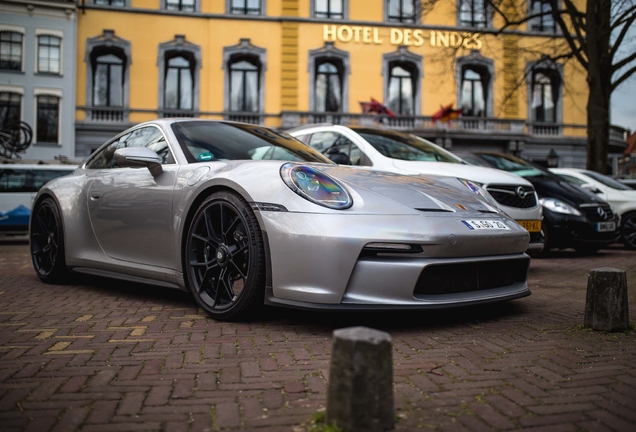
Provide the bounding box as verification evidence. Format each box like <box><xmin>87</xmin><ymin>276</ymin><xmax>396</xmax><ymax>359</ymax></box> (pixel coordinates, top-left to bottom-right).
<box><xmin>1</xmin><ymin>242</ymin><xmax>635</xmax><ymax>431</ymax></box>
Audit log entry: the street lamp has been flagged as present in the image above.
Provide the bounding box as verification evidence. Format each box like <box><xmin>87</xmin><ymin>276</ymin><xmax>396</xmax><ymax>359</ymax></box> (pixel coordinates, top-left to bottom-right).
<box><xmin>547</xmin><ymin>149</ymin><xmax>559</xmax><ymax>168</ymax></box>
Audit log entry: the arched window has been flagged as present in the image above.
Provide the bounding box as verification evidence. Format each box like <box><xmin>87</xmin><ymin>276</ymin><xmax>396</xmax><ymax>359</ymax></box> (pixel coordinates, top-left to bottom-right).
<box><xmin>388</xmin><ymin>63</ymin><xmax>416</xmax><ymax>115</ymax></box>
<box><xmin>315</xmin><ymin>61</ymin><xmax>343</xmax><ymax>112</ymax></box>
<box><xmin>532</xmin><ymin>71</ymin><xmax>558</xmax><ymax>122</ymax></box>
<box><xmin>165</xmin><ymin>54</ymin><xmax>194</xmax><ymax>111</ymax></box>
<box><xmin>85</xmin><ymin>31</ymin><xmax>131</xmax><ymax>121</ymax></box>
<box><xmin>223</xmin><ymin>39</ymin><xmax>266</xmax><ymax>123</ymax></box>
<box><xmin>229</xmin><ymin>57</ymin><xmax>260</xmax><ymax>112</ymax></box>
<box><xmin>158</xmin><ymin>36</ymin><xmax>200</xmax><ymax>117</ymax></box>
<box><xmin>91</xmin><ymin>51</ymin><xmax>124</xmax><ymax>108</ymax></box>
<box><xmin>456</xmin><ymin>53</ymin><xmax>494</xmax><ymax>118</ymax></box>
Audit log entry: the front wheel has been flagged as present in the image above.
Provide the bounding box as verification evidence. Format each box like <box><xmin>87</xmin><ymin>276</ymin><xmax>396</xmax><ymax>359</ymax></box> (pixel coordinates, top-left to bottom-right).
<box><xmin>621</xmin><ymin>212</ymin><xmax>636</xmax><ymax>249</ymax></box>
<box><xmin>30</xmin><ymin>198</ymin><xmax>70</xmax><ymax>283</ymax></box>
<box><xmin>185</xmin><ymin>191</ymin><xmax>265</xmax><ymax>321</ymax></box>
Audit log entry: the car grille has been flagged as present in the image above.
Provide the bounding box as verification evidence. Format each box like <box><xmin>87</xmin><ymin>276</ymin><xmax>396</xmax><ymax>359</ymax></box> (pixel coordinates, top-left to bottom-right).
<box><xmin>579</xmin><ymin>204</ymin><xmax>614</xmax><ymax>222</ymax></box>
<box><xmin>485</xmin><ymin>185</ymin><xmax>537</xmax><ymax>208</ymax></box>
<box><xmin>414</xmin><ymin>258</ymin><xmax>529</xmax><ymax>296</ymax></box>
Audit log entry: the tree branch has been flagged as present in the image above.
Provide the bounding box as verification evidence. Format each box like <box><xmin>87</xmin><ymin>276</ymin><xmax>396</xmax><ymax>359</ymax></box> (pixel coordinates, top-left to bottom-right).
<box><xmin>610</xmin><ymin>9</ymin><xmax>636</xmax><ymax>61</ymax></box>
<box><xmin>612</xmin><ymin>49</ymin><xmax>636</xmax><ymax>74</ymax></box>
<box><xmin>611</xmin><ymin>63</ymin><xmax>636</xmax><ymax>92</ymax></box>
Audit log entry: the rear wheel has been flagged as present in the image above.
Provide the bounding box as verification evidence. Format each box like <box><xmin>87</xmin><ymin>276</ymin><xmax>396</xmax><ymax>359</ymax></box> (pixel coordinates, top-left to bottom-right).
<box><xmin>185</xmin><ymin>191</ymin><xmax>265</xmax><ymax>321</ymax></box>
<box><xmin>30</xmin><ymin>198</ymin><xmax>70</xmax><ymax>283</ymax></box>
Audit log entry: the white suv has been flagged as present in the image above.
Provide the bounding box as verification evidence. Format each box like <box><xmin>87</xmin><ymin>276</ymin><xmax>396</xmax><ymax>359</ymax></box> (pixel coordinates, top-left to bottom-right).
<box><xmin>288</xmin><ymin>124</ymin><xmax>544</xmax><ymax>254</ymax></box>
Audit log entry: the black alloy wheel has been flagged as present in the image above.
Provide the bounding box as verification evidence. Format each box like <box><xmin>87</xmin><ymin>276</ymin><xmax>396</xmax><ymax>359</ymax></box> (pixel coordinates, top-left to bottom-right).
<box><xmin>621</xmin><ymin>212</ymin><xmax>636</xmax><ymax>249</ymax></box>
<box><xmin>30</xmin><ymin>198</ymin><xmax>69</xmax><ymax>283</ymax></box>
<box><xmin>185</xmin><ymin>191</ymin><xmax>265</xmax><ymax>321</ymax></box>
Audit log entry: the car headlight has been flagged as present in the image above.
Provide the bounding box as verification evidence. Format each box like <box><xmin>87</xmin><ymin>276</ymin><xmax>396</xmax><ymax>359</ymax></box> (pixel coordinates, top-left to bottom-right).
<box><xmin>540</xmin><ymin>198</ymin><xmax>582</xmax><ymax>216</ymax></box>
<box><xmin>458</xmin><ymin>179</ymin><xmax>499</xmax><ymax>207</ymax></box>
<box><xmin>280</xmin><ymin>163</ymin><xmax>353</xmax><ymax>210</ymax></box>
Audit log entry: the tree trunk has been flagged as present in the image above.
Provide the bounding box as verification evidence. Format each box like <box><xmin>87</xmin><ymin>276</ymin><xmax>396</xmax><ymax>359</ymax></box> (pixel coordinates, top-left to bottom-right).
<box><xmin>585</xmin><ymin>0</ymin><xmax>612</xmax><ymax>174</ymax></box>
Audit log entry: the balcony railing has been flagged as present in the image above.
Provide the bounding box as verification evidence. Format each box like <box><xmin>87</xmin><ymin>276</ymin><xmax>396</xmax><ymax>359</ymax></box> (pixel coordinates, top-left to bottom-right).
<box><xmin>281</xmin><ymin>112</ymin><xmax>527</xmax><ymax>134</ymax></box>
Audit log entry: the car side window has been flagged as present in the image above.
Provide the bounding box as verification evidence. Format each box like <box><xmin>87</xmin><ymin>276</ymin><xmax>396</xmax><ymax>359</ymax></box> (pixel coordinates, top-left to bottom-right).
<box><xmin>559</xmin><ymin>174</ymin><xmax>587</xmax><ymax>187</ymax></box>
<box><xmin>85</xmin><ymin>139</ymin><xmax>121</xmax><ymax>169</ymax></box>
<box><xmin>117</xmin><ymin>126</ymin><xmax>175</xmax><ymax>165</ymax></box>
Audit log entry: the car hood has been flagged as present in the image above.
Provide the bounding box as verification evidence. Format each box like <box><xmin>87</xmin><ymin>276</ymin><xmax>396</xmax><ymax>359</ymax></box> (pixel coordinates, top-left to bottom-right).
<box><xmin>389</xmin><ymin>159</ymin><xmax>532</xmax><ymax>187</ymax></box>
<box><xmin>528</xmin><ymin>176</ymin><xmax>607</xmax><ymax>206</ymax></box>
<box><xmin>191</xmin><ymin>161</ymin><xmax>504</xmax><ymax>217</ymax></box>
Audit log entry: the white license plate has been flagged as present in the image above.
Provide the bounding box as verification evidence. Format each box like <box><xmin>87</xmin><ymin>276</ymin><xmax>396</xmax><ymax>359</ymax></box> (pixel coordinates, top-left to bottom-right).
<box><xmin>596</xmin><ymin>221</ymin><xmax>616</xmax><ymax>232</ymax></box>
<box><xmin>462</xmin><ymin>220</ymin><xmax>510</xmax><ymax>230</ymax></box>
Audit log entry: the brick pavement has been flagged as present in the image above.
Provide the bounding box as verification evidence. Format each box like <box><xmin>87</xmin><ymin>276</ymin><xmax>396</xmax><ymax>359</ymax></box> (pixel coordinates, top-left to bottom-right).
<box><xmin>0</xmin><ymin>242</ymin><xmax>634</xmax><ymax>431</ymax></box>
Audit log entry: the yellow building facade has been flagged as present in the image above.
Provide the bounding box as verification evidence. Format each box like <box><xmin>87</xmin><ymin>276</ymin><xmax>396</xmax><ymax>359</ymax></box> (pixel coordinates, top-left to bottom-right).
<box><xmin>74</xmin><ymin>0</ymin><xmax>626</xmax><ymax>168</ymax></box>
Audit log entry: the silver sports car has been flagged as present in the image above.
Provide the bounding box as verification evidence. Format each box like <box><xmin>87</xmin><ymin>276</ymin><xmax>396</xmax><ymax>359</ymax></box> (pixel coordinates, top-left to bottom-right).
<box><xmin>30</xmin><ymin>119</ymin><xmax>531</xmax><ymax>320</ymax></box>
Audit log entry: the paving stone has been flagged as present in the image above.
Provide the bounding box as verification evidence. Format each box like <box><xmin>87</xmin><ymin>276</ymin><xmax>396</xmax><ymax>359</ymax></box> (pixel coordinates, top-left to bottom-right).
<box><xmin>0</xmin><ymin>244</ymin><xmax>635</xmax><ymax>431</ymax></box>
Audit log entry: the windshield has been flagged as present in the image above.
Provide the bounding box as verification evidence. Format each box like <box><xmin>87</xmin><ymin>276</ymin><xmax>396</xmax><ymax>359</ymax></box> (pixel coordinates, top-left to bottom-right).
<box><xmin>171</xmin><ymin>121</ymin><xmax>334</xmax><ymax>164</ymax></box>
<box><xmin>355</xmin><ymin>129</ymin><xmax>463</xmax><ymax>163</ymax></box>
<box><xmin>582</xmin><ymin>170</ymin><xmax>632</xmax><ymax>190</ymax></box>
<box><xmin>476</xmin><ymin>153</ymin><xmax>547</xmax><ymax>178</ymax></box>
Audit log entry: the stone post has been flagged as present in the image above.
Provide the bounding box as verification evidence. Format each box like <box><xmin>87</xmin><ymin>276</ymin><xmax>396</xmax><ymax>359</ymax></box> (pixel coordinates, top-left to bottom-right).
<box><xmin>584</xmin><ymin>267</ymin><xmax>630</xmax><ymax>331</ymax></box>
<box><xmin>326</xmin><ymin>326</ymin><xmax>394</xmax><ymax>432</ymax></box>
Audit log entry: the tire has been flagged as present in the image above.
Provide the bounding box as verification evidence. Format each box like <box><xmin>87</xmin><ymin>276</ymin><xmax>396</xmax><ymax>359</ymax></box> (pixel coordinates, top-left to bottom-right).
<box><xmin>185</xmin><ymin>191</ymin><xmax>265</xmax><ymax>321</ymax></box>
<box><xmin>621</xmin><ymin>212</ymin><xmax>636</xmax><ymax>250</ymax></box>
<box><xmin>30</xmin><ymin>198</ymin><xmax>70</xmax><ymax>283</ymax></box>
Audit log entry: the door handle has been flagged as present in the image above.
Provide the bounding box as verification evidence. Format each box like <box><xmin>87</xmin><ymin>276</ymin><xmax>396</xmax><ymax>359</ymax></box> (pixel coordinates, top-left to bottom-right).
<box><xmin>90</xmin><ymin>191</ymin><xmax>103</xmax><ymax>200</ymax></box>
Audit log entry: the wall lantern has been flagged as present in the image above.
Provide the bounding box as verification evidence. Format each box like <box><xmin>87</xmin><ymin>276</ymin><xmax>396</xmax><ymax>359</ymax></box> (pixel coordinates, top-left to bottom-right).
<box><xmin>547</xmin><ymin>148</ymin><xmax>560</xmax><ymax>168</ymax></box>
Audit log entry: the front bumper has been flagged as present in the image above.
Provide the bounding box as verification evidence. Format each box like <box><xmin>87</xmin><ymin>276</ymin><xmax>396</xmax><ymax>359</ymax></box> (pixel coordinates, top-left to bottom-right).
<box><xmin>258</xmin><ymin>211</ymin><xmax>530</xmax><ymax>308</ymax></box>
<box><xmin>543</xmin><ymin>210</ymin><xmax>620</xmax><ymax>249</ymax></box>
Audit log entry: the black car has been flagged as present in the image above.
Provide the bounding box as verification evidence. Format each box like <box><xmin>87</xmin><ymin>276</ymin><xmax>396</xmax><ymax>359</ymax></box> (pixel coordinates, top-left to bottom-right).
<box><xmin>455</xmin><ymin>152</ymin><xmax>620</xmax><ymax>254</ymax></box>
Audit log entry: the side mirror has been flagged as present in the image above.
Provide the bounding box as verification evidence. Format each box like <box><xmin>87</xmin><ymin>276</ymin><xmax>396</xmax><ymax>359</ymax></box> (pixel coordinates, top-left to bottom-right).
<box><xmin>114</xmin><ymin>147</ymin><xmax>163</xmax><ymax>177</ymax></box>
<box><xmin>581</xmin><ymin>183</ymin><xmax>602</xmax><ymax>194</ymax></box>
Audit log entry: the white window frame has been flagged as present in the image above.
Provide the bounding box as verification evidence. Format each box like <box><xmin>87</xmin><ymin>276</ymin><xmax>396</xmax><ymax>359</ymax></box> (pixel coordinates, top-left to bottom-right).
<box><xmin>33</xmin><ymin>88</ymin><xmax>63</xmax><ymax>145</ymax></box>
<box><xmin>0</xmin><ymin>25</ymin><xmax>26</xmax><ymax>73</ymax></box>
<box><xmin>35</xmin><ymin>29</ymin><xmax>64</xmax><ymax>75</ymax></box>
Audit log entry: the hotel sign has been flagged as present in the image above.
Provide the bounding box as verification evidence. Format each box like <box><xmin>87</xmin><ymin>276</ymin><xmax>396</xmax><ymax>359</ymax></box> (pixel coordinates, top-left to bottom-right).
<box><xmin>323</xmin><ymin>25</ymin><xmax>483</xmax><ymax>50</ymax></box>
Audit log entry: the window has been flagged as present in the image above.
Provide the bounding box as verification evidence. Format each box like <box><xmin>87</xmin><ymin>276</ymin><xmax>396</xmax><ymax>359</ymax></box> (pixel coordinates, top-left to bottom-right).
<box><xmin>94</xmin><ymin>0</ymin><xmax>126</xmax><ymax>5</ymax></box>
<box><xmin>86</xmin><ymin>126</ymin><xmax>174</xmax><ymax>169</ymax></box>
<box><xmin>388</xmin><ymin>64</ymin><xmax>416</xmax><ymax>115</ymax></box>
<box><xmin>460</xmin><ymin>68</ymin><xmax>486</xmax><ymax>117</ymax></box>
<box><xmin>315</xmin><ymin>61</ymin><xmax>343</xmax><ymax>112</ymax></box>
<box><xmin>91</xmin><ymin>52</ymin><xmax>124</xmax><ymax>108</ymax></box>
<box><xmin>531</xmin><ymin>71</ymin><xmax>558</xmax><ymax>122</ymax></box>
<box><xmin>307</xmin><ymin>131</ymin><xmax>368</xmax><ymax>166</ymax></box>
<box><xmin>165</xmin><ymin>0</ymin><xmax>195</xmax><ymax>12</ymax></box>
<box><xmin>458</xmin><ymin>0</ymin><xmax>487</xmax><ymax>28</ymax></box>
<box><xmin>229</xmin><ymin>57</ymin><xmax>260</xmax><ymax>112</ymax></box>
<box><xmin>230</xmin><ymin>0</ymin><xmax>261</xmax><ymax>15</ymax></box>
<box><xmin>0</xmin><ymin>92</ymin><xmax>21</xmax><ymax>129</ymax></box>
<box><xmin>387</xmin><ymin>0</ymin><xmax>416</xmax><ymax>23</ymax></box>
<box><xmin>164</xmin><ymin>54</ymin><xmax>194</xmax><ymax>111</ymax></box>
<box><xmin>530</xmin><ymin>0</ymin><xmax>556</xmax><ymax>32</ymax></box>
<box><xmin>0</xmin><ymin>32</ymin><xmax>23</xmax><ymax>71</ymax></box>
<box><xmin>36</xmin><ymin>95</ymin><xmax>59</xmax><ymax>143</ymax></box>
<box><xmin>37</xmin><ymin>36</ymin><xmax>61</xmax><ymax>74</ymax></box>
<box><xmin>314</xmin><ymin>0</ymin><xmax>344</xmax><ymax>19</ymax></box>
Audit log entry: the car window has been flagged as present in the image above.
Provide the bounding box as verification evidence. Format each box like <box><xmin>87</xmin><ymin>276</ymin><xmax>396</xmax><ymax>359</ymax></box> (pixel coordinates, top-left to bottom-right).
<box><xmin>116</xmin><ymin>126</ymin><xmax>175</xmax><ymax>165</ymax></box>
<box><xmin>171</xmin><ymin>121</ymin><xmax>333</xmax><ymax>164</ymax></box>
<box><xmin>582</xmin><ymin>170</ymin><xmax>632</xmax><ymax>190</ymax></box>
<box><xmin>356</xmin><ymin>130</ymin><xmax>461</xmax><ymax>163</ymax></box>
<box><xmin>476</xmin><ymin>154</ymin><xmax>547</xmax><ymax>178</ymax></box>
<box><xmin>85</xmin><ymin>139</ymin><xmax>120</xmax><ymax>169</ymax></box>
<box><xmin>558</xmin><ymin>174</ymin><xmax>588</xmax><ymax>187</ymax></box>
<box><xmin>309</xmin><ymin>132</ymin><xmax>350</xmax><ymax>152</ymax></box>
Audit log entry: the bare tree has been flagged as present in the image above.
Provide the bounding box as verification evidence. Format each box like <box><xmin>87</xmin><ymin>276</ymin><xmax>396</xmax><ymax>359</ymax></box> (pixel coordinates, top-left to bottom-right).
<box><xmin>423</xmin><ymin>0</ymin><xmax>636</xmax><ymax>173</ymax></box>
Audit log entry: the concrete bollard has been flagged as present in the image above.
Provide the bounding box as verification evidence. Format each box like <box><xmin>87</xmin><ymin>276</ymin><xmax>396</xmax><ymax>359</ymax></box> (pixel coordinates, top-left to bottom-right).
<box><xmin>326</xmin><ymin>326</ymin><xmax>394</xmax><ymax>432</ymax></box>
<box><xmin>584</xmin><ymin>267</ymin><xmax>630</xmax><ymax>331</ymax></box>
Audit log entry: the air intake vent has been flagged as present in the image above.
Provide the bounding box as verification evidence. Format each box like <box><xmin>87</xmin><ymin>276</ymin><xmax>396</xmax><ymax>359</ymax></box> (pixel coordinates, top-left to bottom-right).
<box><xmin>414</xmin><ymin>258</ymin><xmax>529</xmax><ymax>296</ymax></box>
